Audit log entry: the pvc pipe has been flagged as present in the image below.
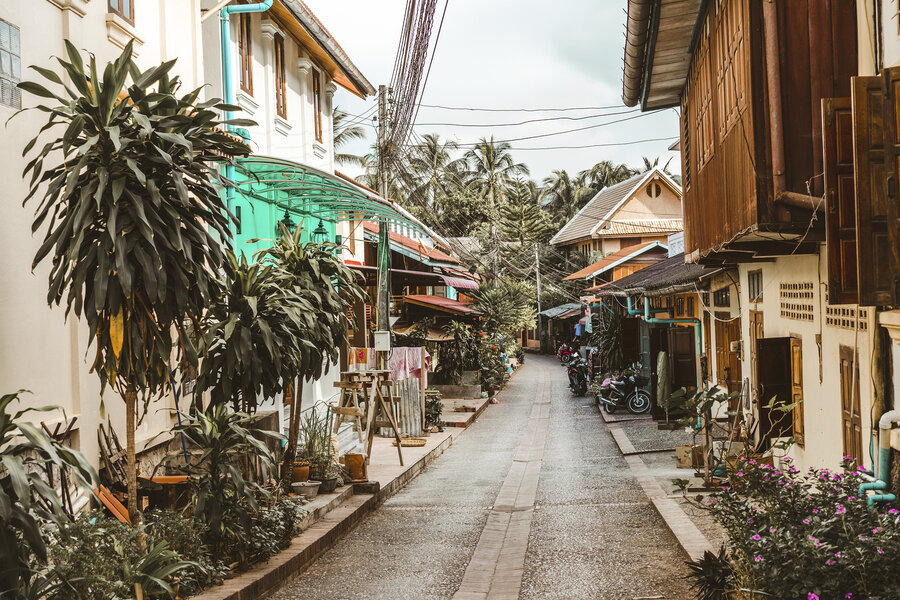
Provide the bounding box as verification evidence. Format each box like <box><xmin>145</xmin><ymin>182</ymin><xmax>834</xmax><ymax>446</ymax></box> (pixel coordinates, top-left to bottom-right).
<box><xmin>643</xmin><ymin>298</ymin><xmax>702</xmax><ymax>357</ymax></box>
<box><xmin>860</xmin><ymin>410</ymin><xmax>900</xmax><ymax>506</ymax></box>
<box><xmin>219</xmin><ymin>0</ymin><xmax>273</xmax><ymax>220</ymax></box>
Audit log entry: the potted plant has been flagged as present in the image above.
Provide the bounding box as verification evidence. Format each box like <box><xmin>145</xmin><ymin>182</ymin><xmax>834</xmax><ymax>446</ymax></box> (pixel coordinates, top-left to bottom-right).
<box><xmin>319</xmin><ymin>462</ymin><xmax>341</xmax><ymax>494</ymax></box>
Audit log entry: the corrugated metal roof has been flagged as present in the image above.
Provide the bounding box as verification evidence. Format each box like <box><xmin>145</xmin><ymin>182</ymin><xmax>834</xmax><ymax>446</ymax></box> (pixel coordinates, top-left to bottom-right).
<box><xmin>404</xmin><ymin>295</ymin><xmax>481</xmax><ymax>315</ymax></box>
<box><xmin>549</xmin><ymin>173</ymin><xmax>646</xmax><ymax>245</ymax></box>
<box><xmin>594</xmin><ymin>219</ymin><xmax>683</xmax><ymax>237</ymax></box>
<box><xmin>597</xmin><ymin>253</ymin><xmax>722</xmax><ymax>296</ymax></box>
<box><xmin>562</xmin><ymin>242</ymin><xmax>667</xmax><ymax>281</ymax></box>
<box><xmin>539</xmin><ymin>302</ymin><xmax>582</xmax><ymax>319</ymax></box>
<box><xmin>363</xmin><ymin>222</ymin><xmax>460</xmax><ymax>265</ymax></box>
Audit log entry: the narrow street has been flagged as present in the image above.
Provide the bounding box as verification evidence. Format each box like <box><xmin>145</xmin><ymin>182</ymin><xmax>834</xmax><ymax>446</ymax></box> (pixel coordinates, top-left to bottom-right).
<box><xmin>272</xmin><ymin>355</ymin><xmax>692</xmax><ymax>600</ymax></box>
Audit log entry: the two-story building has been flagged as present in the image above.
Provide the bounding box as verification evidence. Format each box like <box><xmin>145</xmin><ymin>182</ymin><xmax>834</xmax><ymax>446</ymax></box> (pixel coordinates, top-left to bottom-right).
<box><xmin>621</xmin><ymin>0</ymin><xmax>892</xmax><ymax>473</ymax></box>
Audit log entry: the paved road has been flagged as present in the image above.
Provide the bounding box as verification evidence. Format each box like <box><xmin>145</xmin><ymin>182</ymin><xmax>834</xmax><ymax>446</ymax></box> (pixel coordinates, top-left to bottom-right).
<box><xmin>271</xmin><ymin>355</ymin><xmax>693</xmax><ymax>600</ymax></box>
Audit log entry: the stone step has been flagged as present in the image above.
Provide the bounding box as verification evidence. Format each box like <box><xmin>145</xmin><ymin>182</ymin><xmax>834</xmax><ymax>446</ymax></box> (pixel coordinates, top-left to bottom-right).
<box><xmin>431</xmin><ymin>383</ymin><xmax>483</xmax><ymax>399</ymax></box>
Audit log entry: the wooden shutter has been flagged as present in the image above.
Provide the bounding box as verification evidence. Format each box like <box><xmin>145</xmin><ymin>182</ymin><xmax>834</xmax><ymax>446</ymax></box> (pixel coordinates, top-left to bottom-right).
<box><xmin>881</xmin><ymin>66</ymin><xmax>900</xmax><ymax>302</ymax></box>
<box><xmin>790</xmin><ymin>337</ymin><xmax>804</xmax><ymax>447</ymax></box>
<box><xmin>852</xmin><ymin>76</ymin><xmax>894</xmax><ymax>305</ymax></box>
<box><xmin>822</xmin><ymin>98</ymin><xmax>858</xmax><ymax>304</ymax></box>
<box><xmin>840</xmin><ymin>345</ymin><xmax>863</xmax><ymax>462</ymax></box>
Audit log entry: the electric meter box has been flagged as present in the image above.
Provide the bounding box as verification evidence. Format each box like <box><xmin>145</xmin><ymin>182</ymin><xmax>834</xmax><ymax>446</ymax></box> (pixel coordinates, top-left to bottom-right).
<box><xmin>373</xmin><ymin>330</ymin><xmax>392</xmax><ymax>352</ymax></box>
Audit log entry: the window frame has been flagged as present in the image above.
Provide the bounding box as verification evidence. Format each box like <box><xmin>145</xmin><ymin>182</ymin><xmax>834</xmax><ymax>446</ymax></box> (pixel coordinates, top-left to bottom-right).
<box><xmin>0</xmin><ymin>18</ymin><xmax>21</xmax><ymax>109</ymax></box>
<box><xmin>274</xmin><ymin>33</ymin><xmax>286</xmax><ymax>119</ymax></box>
<box><xmin>312</xmin><ymin>67</ymin><xmax>323</xmax><ymax>143</ymax></box>
<box><xmin>107</xmin><ymin>0</ymin><xmax>135</xmax><ymax>25</ymax></box>
<box><xmin>238</xmin><ymin>13</ymin><xmax>253</xmax><ymax>95</ymax></box>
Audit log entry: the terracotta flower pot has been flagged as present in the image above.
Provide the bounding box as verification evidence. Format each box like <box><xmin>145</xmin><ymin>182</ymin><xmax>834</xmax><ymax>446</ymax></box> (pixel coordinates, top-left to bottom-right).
<box><xmin>344</xmin><ymin>453</ymin><xmax>367</xmax><ymax>482</ymax></box>
<box><xmin>291</xmin><ymin>461</ymin><xmax>310</xmax><ymax>483</ymax></box>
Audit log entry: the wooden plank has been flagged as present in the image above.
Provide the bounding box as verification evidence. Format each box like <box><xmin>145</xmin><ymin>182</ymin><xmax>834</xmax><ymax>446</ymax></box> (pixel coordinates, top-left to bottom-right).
<box><xmin>790</xmin><ymin>337</ymin><xmax>804</xmax><ymax>447</ymax></box>
<box><xmin>822</xmin><ymin>97</ymin><xmax>858</xmax><ymax>304</ymax></box>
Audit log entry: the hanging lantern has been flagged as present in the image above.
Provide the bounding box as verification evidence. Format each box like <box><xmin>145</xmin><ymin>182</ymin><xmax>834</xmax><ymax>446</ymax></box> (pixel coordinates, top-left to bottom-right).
<box><xmin>276</xmin><ymin>209</ymin><xmax>296</xmax><ymax>236</ymax></box>
<box><xmin>312</xmin><ymin>219</ymin><xmax>329</xmax><ymax>243</ymax></box>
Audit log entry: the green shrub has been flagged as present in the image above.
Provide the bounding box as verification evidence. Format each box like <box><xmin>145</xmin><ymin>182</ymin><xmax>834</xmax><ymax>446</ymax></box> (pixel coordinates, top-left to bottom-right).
<box><xmin>684</xmin><ymin>458</ymin><xmax>900</xmax><ymax>599</ymax></box>
<box><xmin>51</xmin><ymin>510</ymin><xmax>205</xmax><ymax>600</ymax></box>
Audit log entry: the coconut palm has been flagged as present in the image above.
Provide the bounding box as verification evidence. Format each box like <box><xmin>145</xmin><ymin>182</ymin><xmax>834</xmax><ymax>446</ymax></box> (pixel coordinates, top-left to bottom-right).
<box><xmin>542</xmin><ymin>169</ymin><xmax>581</xmax><ymax>223</ymax></box>
<box><xmin>580</xmin><ymin>160</ymin><xmax>638</xmax><ymax>190</ymax></box>
<box><xmin>640</xmin><ymin>155</ymin><xmax>674</xmax><ymax>174</ymax></box>
<box><xmin>333</xmin><ymin>106</ymin><xmax>368</xmax><ymax>168</ymax></box>
<box><xmin>406</xmin><ymin>133</ymin><xmax>463</xmax><ymax>213</ymax></box>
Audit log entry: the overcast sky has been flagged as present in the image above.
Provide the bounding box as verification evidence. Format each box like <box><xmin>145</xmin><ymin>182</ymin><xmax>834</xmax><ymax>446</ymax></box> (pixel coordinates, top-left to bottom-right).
<box><xmin>304</xmin><ymin>0</ymin><xmax>681</xmax><ymax>182</ymax></box>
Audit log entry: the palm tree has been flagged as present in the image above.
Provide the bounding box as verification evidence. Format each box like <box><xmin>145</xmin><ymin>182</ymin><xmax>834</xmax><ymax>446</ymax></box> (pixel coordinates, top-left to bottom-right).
<box><xmin>640</xmin><ymin>155</ymin><xmax>673</xmax><ymax>174</ymax></box>
<box><xmin>462</xmin><ymin>137</ymin><xmax>529</xmax><ymax>278</ymax></box>
<box><xmin>542</xmin><ymin>169</ymin><xmax>580</xmax><ymax>223</ymax></box>
<box><xmin>406</xmin><ymin>134</ymin><xmax>463</xmax><ymax>213</ymax></box>
<box><xmin>581</xmin><ymin>160</ymin><xmax>638</xmax><ymax>189</ymax></box>
<box><xmin>333</xmin><ymin>106</ymin><xmax>368</xmax><ymax>168</ymax></box>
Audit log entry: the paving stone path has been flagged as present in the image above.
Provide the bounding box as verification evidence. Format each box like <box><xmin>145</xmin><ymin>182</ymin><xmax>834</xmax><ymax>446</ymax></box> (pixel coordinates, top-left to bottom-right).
<box><xmin>271</xmin><ymin>355</ymin><xmax>694</xmax><ymax>600</ymax></box>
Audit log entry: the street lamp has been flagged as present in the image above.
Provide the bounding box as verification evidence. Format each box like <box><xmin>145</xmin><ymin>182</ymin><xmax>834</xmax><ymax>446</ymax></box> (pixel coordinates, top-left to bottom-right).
<box><xmin>312</xmin><ymin>219</ymin><xmax>329</xmax><ymax>243</ymax></box>
<box><xmin>276</xmin><ymin>209</ymin><xmax>296</xmax><ymax>236</ymax></box>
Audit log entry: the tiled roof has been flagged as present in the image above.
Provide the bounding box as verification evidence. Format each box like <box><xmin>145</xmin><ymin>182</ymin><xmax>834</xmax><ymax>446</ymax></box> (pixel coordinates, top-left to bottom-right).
<box><xmin>550</xmin><ymin>173</ymin><xmax>646</xmax><ymax>245</ymax></box>
<box><xmin>363</xmin><ymin>222</ymin><xmax>459</xmax><ymax>264</ymax></box>
<box><xmin>593</xmin><ymin>219</ymin><xmax>683</xmax><ymax>237</ymax></box>
<box><xmin>597</xmin><ymin>253</ymin><xmax>721</xmax><ymax>295</ymax></box>
<box><xmin>562</xmin><ymin>242</ymin><xmax>667</xmax><ymax>281</ymax></box>
<box><xmin>404</xmin><ymin>295</ymin><xmax>481</xmax><ymax>315</ymax></box>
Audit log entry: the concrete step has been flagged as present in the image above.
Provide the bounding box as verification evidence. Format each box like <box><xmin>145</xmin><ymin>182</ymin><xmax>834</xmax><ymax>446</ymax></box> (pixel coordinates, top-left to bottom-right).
<box><xmin>431</xmin><ymin>383</ymin><xmax>483</xmax><ymax>399</ymax></box>
<box><xmin>440</xmin><ymin>397</ymin><xmax>491</xmax><ymax>428</ymax></box>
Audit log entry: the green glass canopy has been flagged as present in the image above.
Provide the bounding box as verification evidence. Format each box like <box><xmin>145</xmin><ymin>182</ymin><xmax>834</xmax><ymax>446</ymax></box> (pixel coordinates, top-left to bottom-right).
<box><xmin>233</xmin><ymin>156</ymin><xmax>425</xmax><ymax>231</ymax></box>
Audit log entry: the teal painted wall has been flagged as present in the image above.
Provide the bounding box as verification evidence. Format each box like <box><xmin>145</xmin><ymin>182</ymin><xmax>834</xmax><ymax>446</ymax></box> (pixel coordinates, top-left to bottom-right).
<box><xmin>231</xmin><ymin>195</ymin><xmax>337</xmax><ymax>260</ymax></box>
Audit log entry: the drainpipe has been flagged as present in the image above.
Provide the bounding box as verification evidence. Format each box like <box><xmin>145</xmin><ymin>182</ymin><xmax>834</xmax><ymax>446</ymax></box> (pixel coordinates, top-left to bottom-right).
<box><xmin>626</xmin><ymin>296</ymin><xmax>666</xmax><ymax>317</ymax></box>
<box><xmin>219</xmin><ymin>0</ymin><xmax>273</xmax><ymax>222</ymax></box>
<box><xmin>643</xmin><ymin>298</ymin><xmax>702</xmax><ymax>357</ymax></box>
<box><xmin>763</xmin><ymin>0</ymin><xmax>786</xmax><ymax>201</ymax></box>
<box><xmin>860</xmin><ymin>410</ymin><xmax>900</xmax><ymax>507</ymax></box>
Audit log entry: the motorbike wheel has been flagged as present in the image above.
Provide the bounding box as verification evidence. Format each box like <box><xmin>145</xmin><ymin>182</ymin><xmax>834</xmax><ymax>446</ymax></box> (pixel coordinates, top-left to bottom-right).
<box><xmin>560</xmin><ymin>353</ymin><xmax>573</xmax><ymax>365</ymax></box>
<box><xmin>626</xmin><ymin>390</ymin><xmax>652</xmax><ymax>414</ymax></box>
<box><xmin>603</xmin><ymin>401</ymin><xmax>617</xmax><ymax>414</ymax></box>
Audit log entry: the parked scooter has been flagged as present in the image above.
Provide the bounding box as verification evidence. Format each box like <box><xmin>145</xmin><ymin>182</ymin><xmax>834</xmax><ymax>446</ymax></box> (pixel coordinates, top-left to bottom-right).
<box><xmin>595</xmin><ymin>363</ymin><xmax>652</xmax><ymax>414</ymax></box>
<box><xmin>556</xmin><ymin>341</ymin><xmax>576</xmax><ymax>365</ymax></box>
<box><xmin>568</xmin><ymin>348</ymin><xmax>597</xmax><ymax>396</ymax></box>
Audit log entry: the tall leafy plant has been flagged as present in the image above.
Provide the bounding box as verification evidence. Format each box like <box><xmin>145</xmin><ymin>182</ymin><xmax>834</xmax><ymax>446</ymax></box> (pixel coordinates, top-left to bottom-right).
<box><xmin>0</xmin><ymin>391</ymin><xmax>98</xmax><ymax>596</ymax></box>
<box><xmin>162</xmin><ymin>404</ymin><xmax>279</xmax><ymax>563</ymax></box>
<box><xmin>18</xmin><ymin>41</ymin><xmax>251</xmax><ymax>521</ymax></box>
<box><xmin>255</xmin><ymin>225</ymin><xmax>365</xmax><ymax>488</ymax></box>
<box><xmin>195</xmin><ymin>251</ymin><xmax>303</xmax><ymax>413</ymax></box>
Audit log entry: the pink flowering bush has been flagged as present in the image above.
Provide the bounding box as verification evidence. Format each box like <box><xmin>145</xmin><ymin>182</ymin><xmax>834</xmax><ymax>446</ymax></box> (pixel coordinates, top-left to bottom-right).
<box><xmin>682</xmin><ymin>458</ymin><xmax>900</xmax><ymax>599</ymax></box>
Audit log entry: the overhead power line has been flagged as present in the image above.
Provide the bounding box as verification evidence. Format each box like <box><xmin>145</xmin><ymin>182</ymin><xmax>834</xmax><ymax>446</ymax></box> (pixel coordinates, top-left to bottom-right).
<box><xmin>402</xmin><ymin>135</ymin><xmax>679</xmax><ymax>151</ymax></box>
<box><xmin>412</xmin><ymin>108</ymin><xmax>640</xmax><ymax>127</ymax></box>
<box><xmin>417</xmin><ymin>103</ymin><xmax>633</xmax><ymax>112</ymax></box>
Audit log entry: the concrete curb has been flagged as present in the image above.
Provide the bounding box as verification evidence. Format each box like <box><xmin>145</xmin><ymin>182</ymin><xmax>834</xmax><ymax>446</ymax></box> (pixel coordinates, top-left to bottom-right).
<box><xmin>608</xmin><ymin>421</ymin><xmax>713</xmax><ymax>562</ymax></box>
<box><xmin>191</xmin><ymin>414</ymin><xmax>473</xmax><ymax>600</ymax></box>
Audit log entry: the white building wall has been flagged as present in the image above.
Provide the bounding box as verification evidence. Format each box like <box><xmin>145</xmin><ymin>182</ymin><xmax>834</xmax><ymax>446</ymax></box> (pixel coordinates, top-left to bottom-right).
<box><xmin>0</xmin><ymin>0</ymin><xmax>209</xmax><ymax>467</ymax></box>
<box><xmin>735</xmin><ymin>250</ymin><xmax>877</xmax><ymax>472</ymax></box>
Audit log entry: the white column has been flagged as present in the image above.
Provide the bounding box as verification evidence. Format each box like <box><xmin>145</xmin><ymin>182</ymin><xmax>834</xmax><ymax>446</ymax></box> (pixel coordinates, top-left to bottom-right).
<box><xmin>325</xmin><ymin>81</ymin><xmax>337</xmax><ymax>172</ymax></box>
<box><xmin>297</xmin><ymin>54</ymin><xmax>313</xmax><ymax>164</ymax></box>
<box><xmin>260</xmin><ymin>19</ymin><xmax>279</xmax><ymax>156</ymax></box>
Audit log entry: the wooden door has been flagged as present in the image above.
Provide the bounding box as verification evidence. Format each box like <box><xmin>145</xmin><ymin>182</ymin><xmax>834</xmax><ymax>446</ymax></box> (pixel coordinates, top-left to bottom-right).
<box><xmin>756</xmin><ymin>337</ymin><xmax>793</xmax><ymax>447</ymax></box>
<box><xmin>649</xmin><ymin>327</ymin><xmax>669</xmax><ymax>421</ymax></box>
<box><xmin>840</xmin><ymin>345</ymin><xmax>863</xmax><ymax>462</ymax></box>
<box><xmin>703</xmin><ymin>312</ymin><xmax>712</xmax><ymax>383</ymax></box>
<box><xmin>715</xmin><ymin>312</ymin><xmax>742</xmax><ymax>393</ymax></box>
<box><xmin>620</xmin><ymin>317</ymin><xmax>641</xmax><ymax>366</ymax></box>
<box><xmin>749</xmin><ymin>310</ymin><xmax>764</xmax><ymax>400</ymax></box>
<box><xmin>668</xmin><ymin>326</ymin><xmax>697</xmax><ymax>392</ymax></box>
<box><xmin>790</xmin><ymin>337</ymin><xmax>805</xmax><ymax>447</ymax></box>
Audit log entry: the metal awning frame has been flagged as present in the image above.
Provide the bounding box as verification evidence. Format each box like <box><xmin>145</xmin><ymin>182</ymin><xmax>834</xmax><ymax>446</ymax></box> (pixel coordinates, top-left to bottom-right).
<box><xmin>232</xmin><ymin>156</ymin><xmax>427</xmax><ymax>233</ymax></box>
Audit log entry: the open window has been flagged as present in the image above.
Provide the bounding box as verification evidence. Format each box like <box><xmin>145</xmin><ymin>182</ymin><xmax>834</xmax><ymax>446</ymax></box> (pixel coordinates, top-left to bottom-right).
<box><xmin>755</xmin><ymin>337</ymin><xmax>803</xmax><ymax>448</ymax></box>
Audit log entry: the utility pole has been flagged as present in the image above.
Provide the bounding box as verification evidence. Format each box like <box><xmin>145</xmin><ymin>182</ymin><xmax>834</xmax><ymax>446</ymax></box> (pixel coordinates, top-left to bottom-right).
<box><xmin>534</xmin><ymin>243</ymin><xmax>543</xmax><ymax>353</ymax></box>
<box><xmin>375</xmin><ymin>85</ymin><xmax>391</xmax><ymax>368</ymax></box>
<box><xmin>490</xmin><ymin>189</ymin><xmax>500</xmax><ymax>280</ymax></box>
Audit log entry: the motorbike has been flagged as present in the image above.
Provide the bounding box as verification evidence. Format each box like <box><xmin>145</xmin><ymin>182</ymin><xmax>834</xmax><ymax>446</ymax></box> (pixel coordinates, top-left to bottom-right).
<box><xmin>594</xmin><ymin>362</ymin><xmax>652</xmax><ymax>414</ymax></box>
<box><xmin>567</xmin><ymin>348</ymin><xmax>597</xmax><ymax>396</ymax></box>
<box><xmin>556</xmin><ymin>341</ymin><xmax>576</xmax><ymax>365</ymax></box>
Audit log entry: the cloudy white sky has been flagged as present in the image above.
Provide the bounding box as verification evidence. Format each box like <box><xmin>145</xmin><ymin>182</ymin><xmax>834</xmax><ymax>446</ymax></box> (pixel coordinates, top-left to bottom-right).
<box><xmin>304</xmin><ymin>0</ymin><xmax>680</xmax><ymax>182</ymax></box>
